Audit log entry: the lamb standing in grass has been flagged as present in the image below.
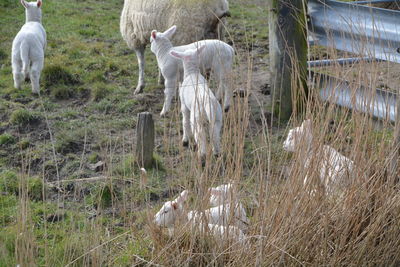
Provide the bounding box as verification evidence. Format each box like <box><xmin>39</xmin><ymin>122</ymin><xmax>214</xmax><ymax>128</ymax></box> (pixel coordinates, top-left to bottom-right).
<box><xmin>153</xmin><ymin>190</ymin><xmax>245</xmax><ymax>242</ymax></box>
<box><xmin>283</xmin><ymin>119</ymin><xmax>354</xmax><ymax>193</ymax></box>
<box><xmin>150</xmin><ymin>26</ymin><xmax>234</xmax><ymax>116</ymax></box>
<box><xmin>169</xmin><ymin>46</ymin><xmax>222</xmax><ymax>160</ymax></box>
<box><xmin>12</xmin><ymin>0</ymin><xmax>46</xmax><ymax>94</ymax></box>
<box><xmin>120</xmin><ymin>0</ymin><xmax>229</xmax><ymax>94</ymax></box>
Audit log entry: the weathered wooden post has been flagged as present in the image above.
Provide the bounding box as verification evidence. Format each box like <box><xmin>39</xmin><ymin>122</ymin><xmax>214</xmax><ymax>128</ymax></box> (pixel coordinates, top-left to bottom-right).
<box><xmin>269</xmin><ymin>0</ymin><xmax>308</xmax><ymax>120</ymax></box>
<box><xmin>136</xmin><ymin>112</ymin><xmax>154</xmax><ymax>169</ymax></box>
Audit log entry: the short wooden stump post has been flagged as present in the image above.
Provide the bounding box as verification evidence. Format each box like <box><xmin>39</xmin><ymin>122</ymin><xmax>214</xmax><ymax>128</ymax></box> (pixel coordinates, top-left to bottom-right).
<box><xmin>136</xmin><ymin>112</ymin><xmax>154</xmax><ymax>169</ymax></box>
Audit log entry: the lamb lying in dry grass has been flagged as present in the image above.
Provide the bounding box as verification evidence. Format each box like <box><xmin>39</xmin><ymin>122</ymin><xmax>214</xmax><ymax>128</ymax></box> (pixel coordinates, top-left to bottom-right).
<box><xmin>153</xmin><ymin>190</ymin><xmax>246</xmax><ymax>242</ymax></box>
<box><xmin>283</xmin><ymin>119</ymin><xmax>354</xmax><ymax>193</ymax></box>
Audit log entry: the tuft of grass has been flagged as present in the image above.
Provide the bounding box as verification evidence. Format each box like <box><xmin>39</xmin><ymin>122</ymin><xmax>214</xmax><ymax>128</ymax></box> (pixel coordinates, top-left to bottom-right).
<box><xmin>42</xmin><ymin>65</ymin><xmax>81</xmax><ymax>87</ymax></box>
<box><xmin>0</xmin><ymin>170</ymin><xmax>19</xmax><ymax>195</ymax></box>
<box><xmin>0</xmin><ymin>133</ymin><xmax>15</xmax><ymax>146</ymax></box>
<box><xmin>9</xmin><ymin>109</ymin><xmax>41</xmax><ymax>126</ymax></box>
<box><xmin>91</xmin><ymin>84</ymin><xmax>110</xmax><ymax>101</ymax></box>
<box><xmin>27</xmin><ymin>176</ymin><xmax>45</xmax><ymax>201</ymax></box>
<box><xmin>0</xmin><ymin>49</ymin><xmax>7</xmax><ymax>62</ymax></box>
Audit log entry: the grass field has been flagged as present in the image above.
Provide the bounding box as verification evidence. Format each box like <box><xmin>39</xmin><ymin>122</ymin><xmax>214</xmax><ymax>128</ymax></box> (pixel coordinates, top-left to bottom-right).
<box><xmin>1</xmin><ymin>0</ymin><xmax>400</xmax><ymax>266</ymax></box>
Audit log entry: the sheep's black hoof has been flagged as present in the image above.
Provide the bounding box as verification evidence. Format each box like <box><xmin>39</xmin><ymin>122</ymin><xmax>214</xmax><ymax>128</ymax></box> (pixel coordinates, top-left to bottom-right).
<box><xmin>200</xmin><ymin>156</ymin><xmax>206</xmax><ymax>167</ymax></box>
<box><xmin>182</xmin><ymin>140</ymin><xmax>189</xmax><ymax>147</ymax></box>
<box><xmin>224</xmin><ymin>106</ymin><xmax>230</xmax><ymax>113</ymax></box>
<box><xmin>134</xmin><ymin>84</ymin><xmax>145</xmax><ymax>95</ymax></box>
<box><xmin>214</xmin><ymin>153</ymin><xmax>220</xmax><ymax>158</ymax></box>
<box><xmin>25</xmin><ymin>77</ymin><xmax>30</xmax><ymax>82</ymax></box>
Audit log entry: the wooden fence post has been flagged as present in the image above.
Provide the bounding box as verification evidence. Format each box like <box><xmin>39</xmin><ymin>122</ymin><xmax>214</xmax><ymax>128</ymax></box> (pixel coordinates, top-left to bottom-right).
<box><xmin>269</xmin><ymin>0</ymin><xmax>308</xmax><ymax>121</ymax></box>
<box><xmin>136</xmin><ymin>112</ymin><xmax>154</xmax><ymax>169</ymax></box>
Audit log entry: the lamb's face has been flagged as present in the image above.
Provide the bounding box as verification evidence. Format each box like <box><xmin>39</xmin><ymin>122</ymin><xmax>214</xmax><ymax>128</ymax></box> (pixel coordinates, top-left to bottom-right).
<box><xmin>21</xmin><ymin>0</ymin><xmax>42</xmax><ymax>23</ymax></box>
<box><xmin>150</xmin><ymin>26</ymin><xmax>176</xmax><ymax>54</ymax></box>
<box><xmin>283</xmin><ymin>120</ymin><xmax>313</xmax><ymax>152</ymax></box>
<box><xmin>154</xmin><ymin>189</ymin><xmax>188</xmax><ymax>228</ymax></box>
<box><xmin>154</xmin><ymin>201</ymin><xmax>179</xmax><ymax>227</ymax></box>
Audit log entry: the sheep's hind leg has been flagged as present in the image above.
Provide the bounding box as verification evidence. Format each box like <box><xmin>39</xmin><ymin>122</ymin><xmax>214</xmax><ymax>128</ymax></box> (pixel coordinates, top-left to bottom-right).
<box><xmin>210</xmin><ymin>120</ymin><xmax>222</xmax><ymax>157</ymax></box>
<box><xmin>191</xmin><ymin>113</ymin><xmax>206</xmax><ymax>164</ymax></box>
<box><xmin>181</xmin><ymin>107</ymin><xmax>191</xmax><ymax>147</ymax></box>
<box><xmin>12</xmin><ymin>59</ymin><xmax>24</xmax><ymax>90</ymax></box>
<box><xmin>160</xmin><ymin>78</ymin><xmax>177</xmax><ymax>117</ymax></box>
<box><xmin>158</xmin><ymin>69</ymin><xmax>165</xmax><ymax>85</ymax></box>
<box><xmin>30</xmin><ymin>60</ymin><xmax>43</xmax><ymax>94</ymax></box>
<box><xmin>134</xmin><ymin>46</ymin><xmax>146</xmax><ymax>94</ymax></box>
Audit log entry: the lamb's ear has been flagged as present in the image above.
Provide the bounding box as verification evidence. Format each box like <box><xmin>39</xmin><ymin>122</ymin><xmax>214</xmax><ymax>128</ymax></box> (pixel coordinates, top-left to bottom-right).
<box><xmin>151</xmin><ymin>30</ymin><xmax>157</xmax><ymax>40</ymax></box>
<box><xmin>176</xmin><ymin>190</ymin><xmax>188</xmax><ymax>203</ymax></box>
<box><xmin>20</xmin><ymin>0</ymin><xmax>28</xmax><ymax>8</ymax></box>
<box><xmin>170</xmin><ymin>50</ymin><xmax>184</xmax><ymax>59</ymax></box>
<box><xmin>171</xmin><ymin>201</ymin><xmax>178</xmax><ymax>210</ymax></box>
<box><xmin>163</xmin><ymin>25</ymin><xmax>177</xmax><ymax>39</ymax></box>
<box><xmin>37</xmin><ymin>0</ymin><xmax>42</xmax><ymax>8</ymax></box>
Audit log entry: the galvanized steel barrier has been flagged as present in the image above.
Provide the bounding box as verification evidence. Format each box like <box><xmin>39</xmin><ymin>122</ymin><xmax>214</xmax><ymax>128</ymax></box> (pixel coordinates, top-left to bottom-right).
<box><xmin>308</xmin><ymin>0</ymin><xmax>400</xmax><ymax>121</ymax></box>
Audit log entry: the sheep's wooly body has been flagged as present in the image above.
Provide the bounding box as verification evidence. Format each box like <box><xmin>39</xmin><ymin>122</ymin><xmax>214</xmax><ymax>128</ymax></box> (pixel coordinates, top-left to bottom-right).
<box><xmin>120</xmin><ymin>0</ymin><xmax>229</xmax><ymax>93</ymax></box>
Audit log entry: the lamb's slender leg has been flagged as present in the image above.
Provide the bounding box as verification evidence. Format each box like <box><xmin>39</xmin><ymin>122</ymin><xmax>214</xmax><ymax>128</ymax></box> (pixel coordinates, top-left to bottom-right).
<box><xmin>181</xmin><ymin>106</ymin><xmax>191</xmax><ymax>147</ymax></box>
<box><xmin>133</xmin><ymin>46</ymin><xmax>146</xmax><ymax>94</ymax></box>
<box><xmin>214</xmin><ymin>67</ymin><xmax>231</xmax><ymax>112</ymax></box>
<box><xmin>214</xmin><ymin>68</ymin><xmax>223</xmax><ymax>102</ymax></box>
<box><xmin>160</xmin><ymin>78</ymin><xmax>177</xmax><ymax>117</ymax></box>
<box><xmin>12</xmin><ymin>58</ymin><xmax>24</xmax><ymax>90</ymax></box>
<box><xmin>210</xmin><ymin>119</ymin><xmax>222</xmax><ymax>156</ymax></box>
<box><xmin>158</xmin><ymin>69</ymin><xmax>165</xmax><ymax>85</ymax></box>
<box><xmin>191</xmin><ymin>112</ymin><xmax>206</xmax><ymax>161</ymax></box>
<box><xmin>30</xmin><ymin>59</ymin><xmax>43</xmax><ymax>94</ymax></box>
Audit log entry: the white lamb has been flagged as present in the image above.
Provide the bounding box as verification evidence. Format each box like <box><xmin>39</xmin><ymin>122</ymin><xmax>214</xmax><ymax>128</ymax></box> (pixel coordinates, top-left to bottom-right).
<box><xmin>283</xmin><ymin>119</ymin><xmax>354</xmax><ymax>193</ymax></box>
<box><xmin>169</xmin><ymin>46</ymin><xmax>222</xmax><ymax>160</ymax></box>
<box><xmin>150</xmin><ymin>25</ymin><xmax>234</xmax><ymax>116</ymax></box>
<box><xmin>153</xmin><ymin>190</ymin><xmax>245</xmax><ymax>242</ymax></box>
<box><xmin>120</xmin><ymin>0</ymin><xmax>229</xmax><ymax>94</ymax></box>
<box><xmin>12</xmin><ymin>0</ymin><xmax>46</xmax><ymax>94</ymax></box>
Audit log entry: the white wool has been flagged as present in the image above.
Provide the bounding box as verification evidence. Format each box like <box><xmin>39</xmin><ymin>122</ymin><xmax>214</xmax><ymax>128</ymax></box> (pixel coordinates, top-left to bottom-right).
<box><xmin>150</xmin><ymin>25</ymin><xmax>234</xmax><ymax>116</ymax></box>
<box><xmin>283</xmin><ymin>119</ymin><xmax>354</xmax><ymax>193</ymax></box>
<box><xmin>120</xmin><ymin>0</ymin><xmax>230</xmax><ymax>94</ymax></box>
<box><xmin>169</xmin><ymin>45</ymin><xmax>222</xmax><ymax>159</ymax></box>
<box><xmin>187</xmin><ymin>202</ymin><xmax>249</xmax><ymax>232</ymax></box>
<box><xmin>192</xmin><ymin>222</ymin><xmax>246</xmax><ymax>242</ymax></box>
<box><xmin>209</xmin><ymin>183</ymin><xmax>233</xmax><ymax>206</ymax></box>
<box><xmin>12</xmin><ymin>0</ymin><xmax>46</xmax><ymax>94</ymax></box>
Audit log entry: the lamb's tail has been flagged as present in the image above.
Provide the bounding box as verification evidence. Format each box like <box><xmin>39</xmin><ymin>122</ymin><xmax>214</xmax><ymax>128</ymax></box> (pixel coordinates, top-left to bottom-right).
<box><xmin>20</xmin><ymin>40</ymin><xmax>30</xmax><ymax>75</ymax></box>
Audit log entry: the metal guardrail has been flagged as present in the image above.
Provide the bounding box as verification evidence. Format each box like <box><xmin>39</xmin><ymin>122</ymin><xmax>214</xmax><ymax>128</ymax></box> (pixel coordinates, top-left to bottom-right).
<box><xmin>307</xmin><ymin>57</ymin><xmax>379</xmax><ymax>67</ymax></box>
<box><xmin>308</xmin><ymin>0</ymin><xmax>399</xmax><ymax>121</ymax></box>
<box><xmin>352</xmin><ymin>0</ymin><xmax>399</xmax><ymax>5</ymax></box>
<box><xmin>313</xmin><ymin>72</ymin><xmax>397</xmax><ymax>121</ymax></box>
<box><xmin>308</xmin><ymin>0</ymin><xmax>400</xmax><ymax>63</ymax></box>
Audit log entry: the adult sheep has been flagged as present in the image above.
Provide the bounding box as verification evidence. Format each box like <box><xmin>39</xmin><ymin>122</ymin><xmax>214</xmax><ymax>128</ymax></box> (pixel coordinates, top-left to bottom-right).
<box><xmin>120</xmin><ymin>0</ymin><xmax>230</xmax><ymax>94</ymax></box>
